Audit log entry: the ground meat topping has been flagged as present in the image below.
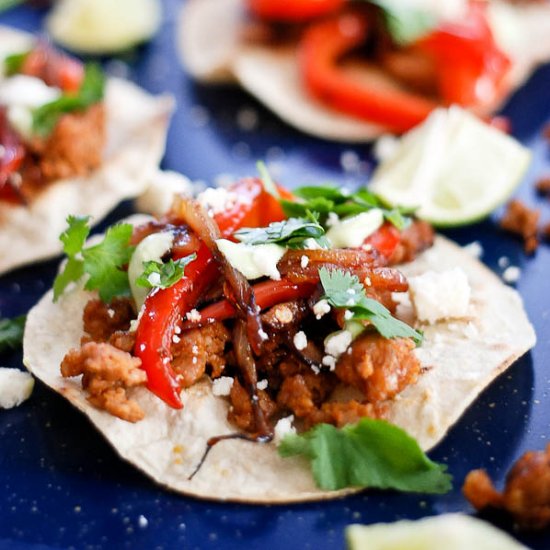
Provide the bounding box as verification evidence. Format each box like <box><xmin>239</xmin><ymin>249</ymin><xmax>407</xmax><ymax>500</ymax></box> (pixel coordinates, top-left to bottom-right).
<box><xmin>82</xmin><ymin>297</ymin><xmax>135</xmax><ymax>343</ymax></box>
<box><xmin>335</xmin><ymin>333</ymin><xmax>419</xmax><ymax>403</ymax></box>
<box><xmin>535</xmin><ymin>176</ymin><xmax>550</xmax><ymax>196</ymax></box>
<box><xmin>228</xmin><ymin>378</ymin><xmax>277</xmax><ymax>432</ymax></box>
<box><xmin>463</xmin><ymin>444</ymin><xmax>550</xmax><ymax>530</ymax></box>
<box><xmin>61</xmin><ymin>342</ymin><xmax>146</xmax><ymax>423</ymax></box>
<box><xmin>171</xmin><ymin>322</ymin><xmax>231</xmax><ymax>388</ymax></box>
<box><xmin>500</xmin><ymin>199</ymin><xmax>540</xmax><ymax>253</ymax></box>
<box><xmin>389</xmin><ymin>219</ymin><xmax>434</xmax><ymax>265</ymax></box>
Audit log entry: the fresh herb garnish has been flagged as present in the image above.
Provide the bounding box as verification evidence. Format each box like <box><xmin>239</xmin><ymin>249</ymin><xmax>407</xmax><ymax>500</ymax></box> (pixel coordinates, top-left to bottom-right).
<box><xmin>279</xmin><ymin>418</ymin><xmax>452</xmax><ymax>493</ymax></box>
<box><xmin>3</xmin><ymin>50</ymin><xmax>29</xmax><ymax>76</ymax></box>
<box><xmin>256</xmin><ymin>160</ymin><xmax>280</xmax><ymax>200</ymax></box>
<box><xmin>281</xmin><ymin>185</ymin><xmax>412</xmax><ymax>231</ymax></box>
<box><xmin>234</xmin><ymin>212</ymin><xmax>329</xmax><ymax>249</ymax></box>
<box><xmin>32</xmin><ymin>63</ymin><xmax>105</xmax><ymax>137</ymax></box>
<box><xmin>319</xmin><ymin>267</ymin><xmax>423</xmax><ymax>344</ymax></box>
<box><xmin>368</xmin><ymin>0</ymin><xmax>437</xmax><ymax>45</ymax></box>
<box><xmin>0</xmin><ymin>315</ymin><xmax>26</xmax><ymax>352</ymax></box>
<box><xmin>54</xmin><ymin>216</ymin><xmax>135</xmax><ymax>303</ymax></box>
<box><xmin>136</xmin><ymin>254</ymin><xmax>197</xmax><ymax>290</ymax></box>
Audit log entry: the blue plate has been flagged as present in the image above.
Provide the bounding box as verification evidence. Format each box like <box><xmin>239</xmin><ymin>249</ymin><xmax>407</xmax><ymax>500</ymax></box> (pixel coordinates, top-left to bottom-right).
<box><xmin>1</xmin><ymin>1</ymin><xmax>550</xmax><ymax>548</ymax></box>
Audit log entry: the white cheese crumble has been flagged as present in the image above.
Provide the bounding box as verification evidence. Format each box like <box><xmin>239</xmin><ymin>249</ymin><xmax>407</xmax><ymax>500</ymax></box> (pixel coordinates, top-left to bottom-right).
<box><xmin>463</xmin><ymin>241</ymin><xmax>483</xmax><ymax>259</ymax></box>
<box><xmin>324</xmin><ymin>330</ymin><xmax>353</xmax><ymax>359</ymax></box>
<box><xmin>186</xmin><ymin>309</ymin><xmax>201</xmax><ymax>322</ymax></box>
<box><xmin>0</xmin><ymin>368</ymin><xmax>34</xmax><ymax>409</ymax></box>
<box><xmin>498</xmin><ymin>256</ymin><xmax>510</xmax><ymax>269</ymax></box>
<box><xmin>322</xmin><ymin>355</ymin><xmax>336</xmax><ymax>370</ymax></box>
<box><xmin>409</xmin><ymin>268</ymin><xmax>471</xmax><ymax>324</ymax></box>
<box><xmin>216</xmin><ymin>239</ymin><xmax>286</xmax><ymax>280</ymax></box>
<box><xmin>211</xmin><ymin>376</ymin><xmax>234</xmax><ymax>397</ymax></box>
<box><xmin>326</xmin><ymin>209</ymin><xmax>384</xmax><ymax>248</ymax></box>
<box><xmin>313</xmin><ymin>299</ymin><xmax>331</xmax><ymax>319</ymax></box>
<box><xmin>197</xmin><ymin>187</ymin><xmax>243</xmax><ymax>216</ymax></box>
<box><xmin>293</xmin><ymin>331</ymin><xmax>308</xmax><ymax>351</ymax></box>
<box><xmin>502</xmin><ymin>265</ymin><xmax>521</xmax><ymax>284</ymax></box>
<box><xmin>257</xmin><ymin>379</ymin><xmax>268</xmax><ymax>391</ymax></box>
<box><xmin>273</xmin><ymin>415</ymin><xmax>296</xmax><ymax>445</ymax></box>
<box><xmin>300</xmin><ymin>255</ymin><xmax>309</xmax><ymax>269</ymax></box>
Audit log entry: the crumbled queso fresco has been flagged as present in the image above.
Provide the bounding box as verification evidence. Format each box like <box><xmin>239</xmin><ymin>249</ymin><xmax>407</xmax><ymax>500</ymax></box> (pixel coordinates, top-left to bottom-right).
<box><xmin>212</xmin><ymin>376</ymin><xmax>234</xmax><ymax>397</ymax></box>
<box><xmin>313</xmin><ymin>299</ymin><xmax>331</xmax><ymax>319</ymax></box>
<box><xmin>293</xmin><ymin>331</ymin><xmax>307</xmax><ymax>351</ymax></box>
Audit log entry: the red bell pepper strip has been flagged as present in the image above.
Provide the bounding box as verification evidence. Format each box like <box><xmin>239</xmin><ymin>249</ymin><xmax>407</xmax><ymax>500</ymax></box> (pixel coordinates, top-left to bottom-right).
<box><xmin>364</xmin><ymin>222</ymin><xmax>401</xmax><ymax>262</ymax></box>
<box><xmin>134</xmin><ymin>244</ymin><xmax>218</xmax><ymax>409</ymax></box>
<box><xmin>133</xmin><ymin>178</ymin><xmax>293</xmax><ymax>408</ymax></box>
<box><xmin>184</xmin><ymin>278</ymin><xmax>317</xmax><ymax>328</ymax></box>
<box><xmin>247</xmin><ymin>0</ymin><xmax>344</xmax><ymax>23</ymax></box>
<box><xmin>416</xmin><ymin>1</ymin><xmax>511</xmax><ymax>107</ymax></box>
<box><xmin>299</xmin><ymin>11</ymin><xmax>437</xmax><ymax>133</ymax></box>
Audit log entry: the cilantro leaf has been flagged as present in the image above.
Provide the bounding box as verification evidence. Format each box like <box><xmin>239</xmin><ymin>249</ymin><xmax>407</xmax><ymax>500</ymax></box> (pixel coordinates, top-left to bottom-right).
<box><xmin>234</xmin><ymin>213</ymin><xmax>327</xmax><ymax>249</ymax></box>
<box><xmin>3</xmin><ymin>50</ymin><xmax>29</xmax><ymax>76</ymax></box>
<box><xmin>32</xmin><ymin>63</ymin><xmax>105</xmax><ymax>137</ymax></box>
<box><xmin>53</xmin><ymin>217</ymin><xmax>134</xmax><ymax>303</ymax></box>
<box><xmin>82</xmin><ymin>224</ymin><xmax>135</xmax><ymax>302</ymax></box>
<box><xmin>136</xmin><ymin>254</ymin><xmax>197</xmax><ymax>290</ymax></box>
<box><xmin>319</xmin><ymin>267</ymin><xmax>423</xmax><ymax>344</ymax></box>
<box><xmin>281</xmin><ymin>185</ymin><xmax>412</xmax><ymax>231</ymax></box>
<box><xmin>368</xmin><ymin>0</ymin><xmax>437</xmax><ymax>45</ymax></box>
<box><xmin>279</xmin><ymin>418</ymin><xmax>452</xmax><ymax>494</ymax></box>
<box><xmin>0</xmin><ymin>315</ymin><xmax>26</xmax><ymax>352</ymax></box>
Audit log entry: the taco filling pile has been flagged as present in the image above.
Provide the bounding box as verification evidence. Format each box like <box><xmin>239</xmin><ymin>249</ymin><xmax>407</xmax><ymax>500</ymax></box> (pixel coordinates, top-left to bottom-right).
<box><xmin>0</xmin><ymin>26</ymin><xmax>172</xmax><ymax>274</ymax></box>
<box><xmin>23</xmin><ymin>174</ymin><xmax>535</xmax><ymax>502</ymax></box>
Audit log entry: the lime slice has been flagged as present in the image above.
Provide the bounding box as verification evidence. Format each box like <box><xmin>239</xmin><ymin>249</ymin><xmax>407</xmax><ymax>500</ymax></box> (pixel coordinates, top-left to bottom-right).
<box><xmin>46</xmin><ymin>0</ymin><xmax>162</xmax><ymax>55</ymax></box>
<box><xmin>346</xmin><ymin>514</ymin><xmax>528</xmax><ymax>550</ymax></box>
<box><xmin>369</xmin><ymin>107</ymin><xmax>532</xmax><ymax>227</ymax></box>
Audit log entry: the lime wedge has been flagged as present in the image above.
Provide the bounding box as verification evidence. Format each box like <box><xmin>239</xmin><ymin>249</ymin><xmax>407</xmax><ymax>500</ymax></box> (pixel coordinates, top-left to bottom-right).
<box><xmin>346</xmin><ymin>514</ymin><xmax>527</xmax><ymax>550</ymax></box>
<box><xmin>46</xmin><ymin>0</ymin><xmax>162</xmax><ymax>55</ymax></box>
<box><xmin>369</xmin><ymin>107</ymin><xmax>531</xmax><ymax>227</ymax></box>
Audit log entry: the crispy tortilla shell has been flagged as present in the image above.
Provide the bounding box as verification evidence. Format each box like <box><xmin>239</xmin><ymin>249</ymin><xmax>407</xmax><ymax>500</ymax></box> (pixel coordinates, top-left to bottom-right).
<box><xmin>23</xmin><ymin>235</ymin><xmax>535</xmax><ymax>503</ymax></box>
<box><xmin>0</xmin><ymin>26</ymin><xmax>173</xmax><ymax>274</ymax></box>
<box><xmin>179</xmin><ymin>0</ymin><xmax>550</xmax><ymax>142</ymax></box>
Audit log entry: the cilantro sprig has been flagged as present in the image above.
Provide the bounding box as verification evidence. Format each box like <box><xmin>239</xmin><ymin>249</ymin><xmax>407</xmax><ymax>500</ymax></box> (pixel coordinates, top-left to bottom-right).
<box><xmin>32</xmin><ymin>63</ymin><xmax>105</xmax><ymax>137</ymax></box>
<box><xmin>0</xmin><ymin>315</ymin><xmax>26</xmax><ymax>352</ymax></box>
<box><xmin>319</xmin><ymin>267</ymin><xmax>422</xmax><ymax>344</ymax></box>
<box><xmin>279</xmin><ymin>418</ymin><xmax>451</xmax><ymax>493</ymax></box>
<box><xmin>234</xmin><ymin>212</ymin><xmax>329</xmax><ymax>249</ymax></box>
<box><xmin>281</xmin><ymin>185</ymin><xmax>412</xmax><ymax>231</ymax></box>
<box><xmin>53</xmin><ymin>216</ymin><xmax>134</xmax><ymax>303</ymax></box>
<box><xmin>3</xmin><ymin>50</ymin><xmax>29</xmax><ymax>76</ymax></box>
<box><xmin>368</xmin><ymin>0</ymin><xmax>437</xmax><ymax>45</ymax></box>
<box><xmin>136</xmin><ymin>254</ymin><xmax>197</xmax><ymax>290</ymax></box>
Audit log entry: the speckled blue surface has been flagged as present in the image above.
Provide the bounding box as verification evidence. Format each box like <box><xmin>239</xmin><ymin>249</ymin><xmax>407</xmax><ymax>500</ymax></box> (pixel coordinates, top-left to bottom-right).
<box><xmin>1</xmin><ymin>2</ymin><xmax>550</xmax><ymax>549</ymax></box>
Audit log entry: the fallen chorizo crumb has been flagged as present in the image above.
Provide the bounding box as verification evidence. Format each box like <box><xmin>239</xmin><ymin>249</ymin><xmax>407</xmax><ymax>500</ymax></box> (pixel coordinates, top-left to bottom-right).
<box><xmin>463</xmin><ymin>444</ymin><xmax>550</xmax><ymax>530</ymax></box>
<box><xmin>61</xmin><ymin>342</ymin><xmax>146</xmax><ymax>423</ymax></box>
<box><xmin>542</xmin><ymin>223</ymin><xmax>550</xmax><ymax>242</ymax></box>
<box><xmin>500</xmin><ymin>199</ymin><xmax>540</xmax><ymax>254</ymax></box>
<box><xmin>83</xmin><ymin>298</ymin><xmax>135</xmax><ymax>343</ymax></box>
<box><xmin>544</xmin><ymin>122</ymin><xmax>550</xmax><ymax>142</ymax></box>
<box><xmin>535</xmin><ymin>176</ymin><xmax>550</xmax><ymax>196</ymax></box>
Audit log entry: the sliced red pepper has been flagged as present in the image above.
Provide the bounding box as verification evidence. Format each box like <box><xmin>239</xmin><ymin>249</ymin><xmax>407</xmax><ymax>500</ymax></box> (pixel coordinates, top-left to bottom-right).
<box><xmin>20</xmin><ymin>45</ymin><xmax>84</xmax><ymax>93</ymax></box>
<box><xmin>364</xmin><ymin>222</ymin><xmax>401</xmax><ymax>262</ymax></box>
<box><xmin>247</xmin><ymin>0</ymin><xmax>344</xmax><ymax>22</ymax></box>
<box><xmin>184</xmin><ymin>278</ymin><xmax>316</xmax><ymax>328</ymax></box>
<box><xmin>134</xmin><ymin>244</ymin><xmax>218</xmax><ymax>408</ymax></box>
<box><xmin>416</xmin><ymin>1</ymin><xmax>511</xmax><ymax>107</ymax></box>
<box><xmin>133</xmin><ymin>179</ymin><xmax>293</xmax><ymax>408</ymax></box>
<box><xmin>299</xmin><ymin>11</ymin><xmax>437</xmax><ymax>133</ymax></box>
<box><xmin>0</xmin><ymin>107</ymin><xmax>25</xmax><ymax>205</ymax></box>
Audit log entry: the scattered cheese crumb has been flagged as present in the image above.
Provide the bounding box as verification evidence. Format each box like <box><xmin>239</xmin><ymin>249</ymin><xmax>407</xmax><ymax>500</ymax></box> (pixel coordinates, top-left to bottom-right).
<box><xmin>463</xmin><ymin>241</ymin><xmax>483</xmax><ymax>259</ymax></box>
<box><xmin>300</xmin><ymin>255</ymin><xmax>309</xmax><ymax>268</ymax></box>
<box><xmin>186</xmin><ymin>309</ymin><xmax>201</xmax><ymax>322</ymax></box>
<box><xmin>212</xmin><ymin>377</ymin><xmax>234</xmax><ymax>397</ymax></box>
<box><xmin>498</xmin><ymin>256</ymin><xmax>510</xmax><ymax>269</ymax></box>
<box><xmin>409</xmin><ymin>268</ymin><xmax>471</xmax><ymax>324</ymax></box>
<box><xmin>273</xmin><ymin>415</ymin><xmax>296</xmax><ymax>445</ymax></box>
<box><xmin>172</xmin><ymin>334</ymin><xmax>181</xmax><ymax>344</ymax></box>
<box><xmin>257</xmin><ymin>379</ymin><xmax>268</xmax><ymax>390</ymax></box>
<box><xmin>502</xmin><ymin>265</ymin><xmax>521</xmax><ymax>284</ymax></box>
<box><xmin>324</xmin><ymin>330</ymin><xmax>352</xmax><ymax>358</ymax></box>
<box><xmin>0</xmin><ymin>368</ymin><xmax>34</xmax><ymax>408</ymax></box>
<box><xmin>293</xmin><ymin>331</ymin><xmax>308</xmax><ymax>351</ymax></box>
<box><xmin>313</xmin><ymin>299</ymin><xmax>331</xmax><ymax>319</ymax></box>
<box><xmin>259</xmin><ymin>329</ymin><xmax>268</xmax><ymax>341</ymax></box>
<box><xmin>197</xmin><ymin>187</ymin><xmax>239</xmax><ymax>216</ymax></box>
<box><xmin>107</xmin><ymin>308</ymin><xmax>115</xmax><ymax>319</ymax></box>
<box><xmin>322</xmin><ymin>355</ymin><xmax>336</xmax><ymax>371</ymax></box>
